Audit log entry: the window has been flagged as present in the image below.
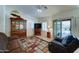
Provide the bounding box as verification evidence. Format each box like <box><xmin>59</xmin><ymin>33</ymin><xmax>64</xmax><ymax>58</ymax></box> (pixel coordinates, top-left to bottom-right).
<box><xmin>42</xmin><ymin>22</ymin><xmax>47</xmax><ymax>31</ymax></box>
<box><xmin>53</xmin><ymin>19</ymin><xmax>71</xmax><ymax>38</ymax></box>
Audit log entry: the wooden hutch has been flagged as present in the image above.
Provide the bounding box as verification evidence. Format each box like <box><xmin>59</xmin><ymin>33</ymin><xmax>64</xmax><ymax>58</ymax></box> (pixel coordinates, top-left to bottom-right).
<box><xmin>10</xmin><ymin>17</ymin><xmax>27</xmax><ymax>38</ymax></box>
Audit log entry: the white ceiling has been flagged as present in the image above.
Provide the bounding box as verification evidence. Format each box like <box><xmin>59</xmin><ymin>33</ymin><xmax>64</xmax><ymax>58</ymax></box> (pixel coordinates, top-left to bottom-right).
<box><xmin>6</xmin><ymin>5</ymin><xmax>78</xmax><ymax>18</ymax></box>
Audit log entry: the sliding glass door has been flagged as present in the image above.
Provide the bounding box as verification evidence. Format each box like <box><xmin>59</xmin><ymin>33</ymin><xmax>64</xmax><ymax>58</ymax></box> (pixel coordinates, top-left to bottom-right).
<box><xmin>53</xmin><ymin>20</ymin><xmax>62</xmax><ymax>38</ymax></box>
<box><xmin>61</xmin><ymin>20</ymin><xmax>71</xmax><ymax>37</ymax></box>
<box><xmin>53</xmin><ymin>19</ymin><xmax>71</xmax><ymax>38</ymax></box>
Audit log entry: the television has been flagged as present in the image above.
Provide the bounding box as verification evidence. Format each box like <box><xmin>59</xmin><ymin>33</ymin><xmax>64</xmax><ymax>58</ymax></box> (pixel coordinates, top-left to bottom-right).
<box><xmin>34</xmin><ymin>23</ymin><xmax>42</xmax><ymax>28</ymax></box>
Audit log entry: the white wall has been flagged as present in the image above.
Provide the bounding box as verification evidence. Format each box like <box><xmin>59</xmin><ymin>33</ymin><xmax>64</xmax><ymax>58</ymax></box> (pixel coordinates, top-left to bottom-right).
<box><xmin>53</xmin><ymin>8</ymin><xmax>79</xmax><ymax>39</ymax></box>
<box><xmin>41</xmin><ymin>22</ymin><xmax>47</xmax><ymax>38</ymax></box>
<box><xmin>41</xmin><ymin>17</ymin><xmax>53</xmax><ymax>38</ymax></box>
<box><xmin>26</xmin><ymin>19</ymin><xmax>35</xmax><ymax>37</ymax></box>
<box><xmin>0</xmin><ymin>6</ymin><xmax>5</xmax><ymax>33</ymax></box>
<box><xmin>21</xmin><ymin>15</ymin><xmax>38</xmax><ymax>37</ymax></box>
<box><xmin>4</xmin><ymin>6</ymin><xmax>38</xmax><ymax>37</ymax></box>
<box><xmin>36</xmin><ymin>17</ymin><xmax>53</xmax><ymax>39</ymax></box>
<box><xmin>5</xmin><ymin>14</ymin><xmax>10</xmax><ymax>36</ymax></box>
<box><xmin>47</xmin><ymin>17</ymin><xmax>53</xmax><ymax>38</ymax></box>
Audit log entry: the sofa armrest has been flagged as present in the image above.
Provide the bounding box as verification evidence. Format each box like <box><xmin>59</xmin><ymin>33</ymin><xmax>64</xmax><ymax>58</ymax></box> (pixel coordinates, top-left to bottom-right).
<box><xmin>8</xmin><ymin>37</ymin><xmax>19</xmax><ymax>41</ymax></box>
<box><xmin>48</xmin><ymin>40</ymin><xmax>67</xmax><ymax>53</ymax></box>
<box><xmin>49</xmin><ymin>40</ymin><xmax>64</xmax><ymax>47</ymax></box>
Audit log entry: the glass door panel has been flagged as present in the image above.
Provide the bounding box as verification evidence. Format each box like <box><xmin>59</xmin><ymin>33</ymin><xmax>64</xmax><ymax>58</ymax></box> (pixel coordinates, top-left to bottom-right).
<box><xmin>62</xmin><ymin>20</ymin><xmax>71</xmax><ymax>37</ymax></box>
<box><xmin>16</xmin><ymin>21</ymin><xmax>20</xmax><ymax>30</ymax></box>
<box><xmin>56</xmin><ymin>21</ymin><xmax>61</xmax><ymax>38</ymax></box>
<box><xmin>20</xmin><ymin>21</ymin><xmax>24</xmax><ymax>30</ymax></box>
<box><xmin>53</xmin><ymin>20</ymin><xmax>61</xmax><ymax>38</ymax></box>
<box><xmin>53</xmin><ymin>21</ymin><xmax>57</xmax><ymax>37</ymax></box>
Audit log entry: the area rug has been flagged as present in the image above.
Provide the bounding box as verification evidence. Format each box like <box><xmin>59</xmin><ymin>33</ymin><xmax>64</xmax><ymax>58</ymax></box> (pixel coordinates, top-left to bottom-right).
<box><xmin>18</xmin><ymin>36</ymin><xmax>49</xmax><ymax>53</ymax></box>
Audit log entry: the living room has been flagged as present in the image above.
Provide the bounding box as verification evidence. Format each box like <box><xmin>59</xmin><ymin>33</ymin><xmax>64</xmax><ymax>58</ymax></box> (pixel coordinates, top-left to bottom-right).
<box><xmin>0</xmin><ymin>5</ymin><xmax>79</xmax><ymax>53</ymax></box>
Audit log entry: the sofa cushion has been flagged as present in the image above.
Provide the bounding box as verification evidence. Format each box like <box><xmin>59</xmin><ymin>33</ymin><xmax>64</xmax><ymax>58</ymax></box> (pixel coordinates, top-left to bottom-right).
<box><xmin>62</xmin><ymin>35</ymin><xmax>74</xmax><ymax>46</ymax></box>
<box><xmin>66</xmin><ymin>35</ymin><xmax>75</xmax><ymax>44</ymax></box>
<box><xmin>48</xmin><ymin>41</ymin><xmax>67</xmax><ymax>53</ymax></box>
<box><xmin>54</xmin><ymin>37</ymin><xmax>62</xmax><ymax>42</ymax></box>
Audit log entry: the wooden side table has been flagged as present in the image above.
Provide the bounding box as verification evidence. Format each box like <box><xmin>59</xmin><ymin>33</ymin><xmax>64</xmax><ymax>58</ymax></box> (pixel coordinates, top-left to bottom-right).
<box><xmin>47</xmin><ymin>32</ymin><xmax>51</xmax><ymax>38</ymax></box>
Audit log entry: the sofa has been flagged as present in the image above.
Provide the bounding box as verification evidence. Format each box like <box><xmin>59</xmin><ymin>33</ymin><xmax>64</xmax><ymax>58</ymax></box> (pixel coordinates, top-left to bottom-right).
<box><xmin>0</xmin><ymin>32</ymin><xmax>22</xmax><ymax>53</ymax></box>
<box><xmin>0</xmin><ymin>32</ymin><xmax>9</xmax><ymax>52</ymax></box>
<box><xmin>48</xmin><ymin>35</ymin><xmax>79</xmax><ymax>53</ymax></box>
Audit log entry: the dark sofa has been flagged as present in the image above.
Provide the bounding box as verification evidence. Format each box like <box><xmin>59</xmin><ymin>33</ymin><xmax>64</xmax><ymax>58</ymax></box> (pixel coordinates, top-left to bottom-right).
<box><xmin>48</xmin><ymin>35</ymin><xmax>79</xmax><ymax>53</ymax></box>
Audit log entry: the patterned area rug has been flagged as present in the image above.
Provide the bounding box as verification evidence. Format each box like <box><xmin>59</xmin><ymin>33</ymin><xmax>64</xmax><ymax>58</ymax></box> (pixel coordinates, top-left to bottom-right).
<box><xmin>18</xmin><ymin>36</ymin><xmax>49</xmax><ymax>53</ymax></box>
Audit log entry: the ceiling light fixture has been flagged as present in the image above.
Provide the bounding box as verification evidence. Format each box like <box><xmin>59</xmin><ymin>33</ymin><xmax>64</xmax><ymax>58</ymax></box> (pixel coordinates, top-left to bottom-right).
<box><xmin>36</xmin><ymin>5</ymin><xmax>48</xmax><ymax>13</ymax></box>
<box><xmin>37</xmin><ymin>9</ymin><xmax>42</xmax><ymax>13</ymax></box>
